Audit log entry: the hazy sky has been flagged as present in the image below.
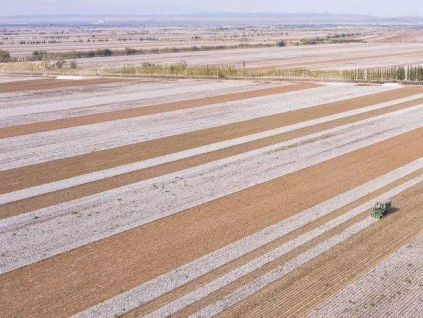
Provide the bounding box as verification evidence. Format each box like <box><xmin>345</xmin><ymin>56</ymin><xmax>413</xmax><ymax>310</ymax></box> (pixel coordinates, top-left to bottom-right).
<box><xmin>131</xmin><ymin>0</ymin><xmax>422</xmax><ymax>16</ymax></box>
<box><xmin>1</xmin><ymin>0</ymin><xmax>423</xmax><ymax>17</ymax></box>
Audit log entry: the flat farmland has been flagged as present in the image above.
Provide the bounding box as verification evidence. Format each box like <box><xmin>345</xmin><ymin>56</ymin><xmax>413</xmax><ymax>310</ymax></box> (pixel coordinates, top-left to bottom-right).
<box><xmin>71</xmin><ymin>42</ymin><xmax>423</xmax><ymax>70</ymax></box>
<box><xmin>4</xmin><ymin>40</ymin><xmax>262</xmax><ymax>57</ymax></box>
<box><xmin>2</xmin><ymin>75</ymin><xmax>423</xmax><ymax>318</ymax></box>
<box><xmin>0</xmin><ymin>25</ymin><xmax>346</xmax><ymax>57</ymax></box>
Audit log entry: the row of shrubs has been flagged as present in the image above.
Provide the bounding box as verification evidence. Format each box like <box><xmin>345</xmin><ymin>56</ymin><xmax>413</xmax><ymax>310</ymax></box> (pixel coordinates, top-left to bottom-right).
<box><xmin>343</xmin><ymin>66</ymin><xmax>423</xmax><ymax>82</ymax></box>
<box><xmin>0</xmin><ymin>50</ymin><xmax>12</xmax><ymax>62</ymax></box>
<box><xmin>102</xmin><ymin>63</ymin><xmax>423</xmax><ymax>83</ymax></box>
<box><xmin>1</xmin><ymin>36</ymin><xmax>360</xmax><ymax>64</ymax></box>
<box><xmin>102</xmin><ymin>62</ymin><xmax>344</xmax><ymax>79</ymax></box>
<box><xmin>1</xmin><ymin>43</ymin><xmax>276</xmax><ymax>63</ymax></box>
<box><xmin>25</xmin><ymin>43</ymin><xmax>276</xmax><ymax>61</ymax></box>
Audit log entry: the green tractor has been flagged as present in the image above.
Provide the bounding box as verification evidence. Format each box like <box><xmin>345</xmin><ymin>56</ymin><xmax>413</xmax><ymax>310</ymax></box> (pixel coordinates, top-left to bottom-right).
<box><xmin>371</xmin><ymin>200</ymin><xmax>392</xmax><ymax>219</ymax></box>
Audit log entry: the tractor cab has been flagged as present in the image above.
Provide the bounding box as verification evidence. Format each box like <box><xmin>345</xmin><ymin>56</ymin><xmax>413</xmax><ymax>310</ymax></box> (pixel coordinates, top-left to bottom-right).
<box><xmin>371</xmin><ymin>200</ymin><xmax>392</xmax><ymax>219</ymax></box>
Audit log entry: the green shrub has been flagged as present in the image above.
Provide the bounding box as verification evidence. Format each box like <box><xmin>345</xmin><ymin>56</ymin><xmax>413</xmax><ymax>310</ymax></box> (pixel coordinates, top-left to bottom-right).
<box><xmin>277</xmin><ymin>40</ymin><xmax>286</xmax><ymax>47</ymax></box>
<box><xmin>31</xmin><ymin>50</ymin><xmax>48</xmax><ymax>61</ymax></box>
<box><xmin>124</xmin><ymin>47</ymin><xmax>138</xmax><ymax>55</ymax></box>
<box><xmin>0</xmin><ymin>50</ymin><xmax>11</xmax><ymax>62</ymax></box>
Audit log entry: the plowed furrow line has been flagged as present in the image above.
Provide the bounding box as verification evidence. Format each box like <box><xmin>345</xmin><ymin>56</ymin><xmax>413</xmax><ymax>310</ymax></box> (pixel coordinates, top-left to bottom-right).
<box><xmin>165</xmin><ymin>175</ymin><xmax>423</xmax><ymax>318</ymax></box>
<box><xmin>189</xmin><ymin>218</ymin><xmax>377</xmax><ymax>318</ymax></box>
<box><xmin>253</xmin><ymin>50</ymin><xmax>423</xmax><ymax>69</ymax></box>
<box><xmin>285</xmin><ymin>242</ymin><xmax>409</xmax><ymax>318</ymax></box>
<box><xmin>3</xmin><ymin>95</ymin><xmax>423</xmax><ymax>218</ymax></box>
<box><xmin>0</xmin><ymin>83</ymin><xmax>319</xmax><ymax>138</ymax></box>
<box><xmin>1</xmin><ymin>126</ymin><xmax>423</xmax><ymax>318</ymax></box>
<box><xmin>0</xmin><ymin>77</ymin><xmax>134</xmax><ymax>94</ymax></box>
<box><xmin>121</xmin><ymin>168</ymin><xmax>423</xmax><ymax>318</ymax></box>
<box><xmin>165</xmin><ymin>215</ymin><xmax>373</xmax><ymax>318</ymax></box>
<box><xmin>221</xmin><ymin>185</ymin><xmax>423</xmax><ymax>318</ymax></box>
<box><xmin>0</xmin><ymin>86</ymin><xmax>415</xmax><ymax>193</ymax></box>
<box><xmin>282</xmin><ymin>221</ymin><xmax>419</xmax><ymax>318</ymax></box>
<box><xmin>215</xmin><ymin>221</ymin><xmax>405</xmax><ymax>318</ymax></box>
<box><xmin>0</xmin><ymin>86</ymin><xmax>423</xmax><ymax>193</ymax></box>
<box><xmin>278</xmin><ymin>224</ymin><xmax>415</xmax><ymax>318</ymax></box>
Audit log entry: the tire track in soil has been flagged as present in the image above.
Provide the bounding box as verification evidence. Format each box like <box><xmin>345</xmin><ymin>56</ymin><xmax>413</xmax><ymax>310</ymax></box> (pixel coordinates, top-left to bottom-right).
<box><xmin>218</xmin><ymin>183</ymin><xmax>423</xmax><ymax>318</ymax></box>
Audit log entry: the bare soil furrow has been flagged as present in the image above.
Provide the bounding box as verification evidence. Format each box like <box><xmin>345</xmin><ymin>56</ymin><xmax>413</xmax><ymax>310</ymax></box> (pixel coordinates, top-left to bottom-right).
<box><xmin>218</xmin><ymin>183</ymin><xmax>423</xmax><ymax>318</ymax></box>
<box><xmin>1</xmin><ymin>125</ymin><xmax>423</xmax><ymax>318</ymax></box>
<box><xmin>170</xmin><ymin>176</ymin><xmax>423</xmax><ymax>318</ymax></box>
<box><xmin>2</xmin><ymin>94</ymin><xmax>423</xmax><ymax>219</ymax></box>
<box><xmin>161</xmin><ymin>215</ymin><xmax>374</xmax><ymax>318</ymax></box>
<box><xmin>306</xmin><ymin>230</ymin><xmax>423</xmax><ymax>318</ymax></box>
<box><xmin>127</xmin><ymin>168</ymin><xmax>423</xmax><ymax>318</ymax></box>
<box><xmin>1</xmin><ymin>86</ymin><xmax>420</xmax><ymax>195</ymax></box>
<box><xmin>5</xmin><ymin>86</ymin><xmax>369</xmax><ymax>171</ymax></box>
<box><xmin>281</xmin><ymin>223</ymin><xmax>419</xmax><ymax>318</ymax></box>
<box><xmin>0</xmin><ymin>82</ymin><xmax>319</xmax><ymax>138</ymax></box>
<box><xmin>0</xmin><ymin>77</ymin><xmax>135</xmax><ymax>94</ymax></box>
<box><xmin>4</xmin><ymin>107</ymin><xmax>422</xmax><ymax>275</ymax></box>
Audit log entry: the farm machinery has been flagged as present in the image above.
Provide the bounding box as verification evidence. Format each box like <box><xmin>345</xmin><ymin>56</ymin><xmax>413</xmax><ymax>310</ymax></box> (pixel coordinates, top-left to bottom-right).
<box><xmin>371</xmin><ymin>200</ymin><xmax>392</xmax><ymax>219</ymax></box>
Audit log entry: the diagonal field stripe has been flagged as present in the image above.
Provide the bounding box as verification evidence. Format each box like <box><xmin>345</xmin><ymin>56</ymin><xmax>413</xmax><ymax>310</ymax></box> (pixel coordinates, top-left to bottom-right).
<box><xmin>0</xmin><ymin>84</ymin><xmax>410</xmax><ymax>193</ymax></box>
<box><xmin>0</xmin><ymin>85</ymin><xmax>383</xmax><ymax>171</ymax></box>
<box><xmin>189</xmin><ymin>218</ymin><xmax>378</xmax><ymax>318</ymax></box>
<box><xmin>70</xmin><ymin>161</ymin><xmax>423</xmax><ymax>318</ymax></box>
<box><xmin>0</xmin><ymin>80</ymin><xmax>265</xmax><ymax>122</ymax></box>
<box><xmin>3</xmin><ymin>122</ymin><xmax>423</xmax><ymax>318</ymax></box>
<box><xmin>0</xmin><ymin>82</ymin><xmax>319</xmax><ymax>138</ymax></box>
<box><xmin>2</xmin><ymin>97</ymin><xmax>423</xmax><ymax>205</ymax></box>
<box><xmin>0</xmin><ymin>85</ymin><xmax>411</xmax><ymax>192</ymax></box>
<box><xmin>3</xmin><ymin>90</ymin><xmax>423</xmax><ymax>219</ymax></box>
<box><xmin>2</xmin><ymin>106</ymin><xmax>423</xmax><ymax>275</ymax></box>
<box><xmin>142</xmin><ymin>174</ymin><xmax>423</xmax><ymax>318</ymax></box>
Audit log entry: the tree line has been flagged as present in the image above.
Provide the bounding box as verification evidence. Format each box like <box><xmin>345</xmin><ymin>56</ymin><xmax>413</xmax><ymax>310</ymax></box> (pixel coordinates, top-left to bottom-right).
<box><xmin>342</xmin><ymin>66</ymin><xmax>423</xmax><ymax>82</ymax></box>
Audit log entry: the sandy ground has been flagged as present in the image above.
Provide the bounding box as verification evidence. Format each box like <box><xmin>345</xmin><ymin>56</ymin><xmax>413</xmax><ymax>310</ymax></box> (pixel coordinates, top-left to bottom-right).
<box><xmin>2</xmin><ymin>78</ymin><xmax>423</xmax><ymax>318</ymax></box>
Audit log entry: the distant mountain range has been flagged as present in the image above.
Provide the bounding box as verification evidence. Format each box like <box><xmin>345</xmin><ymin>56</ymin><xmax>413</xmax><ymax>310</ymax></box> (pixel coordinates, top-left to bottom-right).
<box><xmin>0</xmin><ymin>1</ymin><xmax>202</xmax><ymax>17</ymax></box>
<box><xmin>1</xmin><ymin>2</ymin><xmax>423</xmax><ymax>25</ymax></box>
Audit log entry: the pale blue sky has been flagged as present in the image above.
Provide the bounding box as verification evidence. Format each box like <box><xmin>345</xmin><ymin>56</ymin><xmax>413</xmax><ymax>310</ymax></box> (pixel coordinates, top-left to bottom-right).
<box><xmin>1</xmin><ymin>0</ymin><xmax>422</xmax><ymax>17</ymax></box>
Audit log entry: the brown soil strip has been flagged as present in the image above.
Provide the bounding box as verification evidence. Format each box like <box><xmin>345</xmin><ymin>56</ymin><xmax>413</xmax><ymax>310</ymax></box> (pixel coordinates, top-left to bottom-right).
<box><xmin>252</xmin><ymin>50</ymin><xmax>423</xmax><ymax>69</ymax></box>
<box><xmin>0</xmin><ymin>77</ymin><xmax>136</xmax><ymax>94</ymax></box>
<box><xmin>124</xmin><ymin>167</ymin><xmax>423</xmax><ymax>318</ymax></box>
<box><xmin>3</xmin><ymin>89</ymin><xmax>423</xmax><ymax>219</ymax></box>
<box><xmin>0</xmin><ymin>82</ymin><xmax>319</xmax><ymax>138</ymax></box>
<box><xmin>2</xmin><ymin>86</ymin><xmax>421</xmax><ymax>196</ymax></box>
<box><xmin>1</xmin><ymin>127</ymin><xmax>423</xmax><ymax>318</ymax></box>
<box><xmin>219</xmin><ymin>181</ymin><xmax>423</xmax><ymax>318</ymax></box>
